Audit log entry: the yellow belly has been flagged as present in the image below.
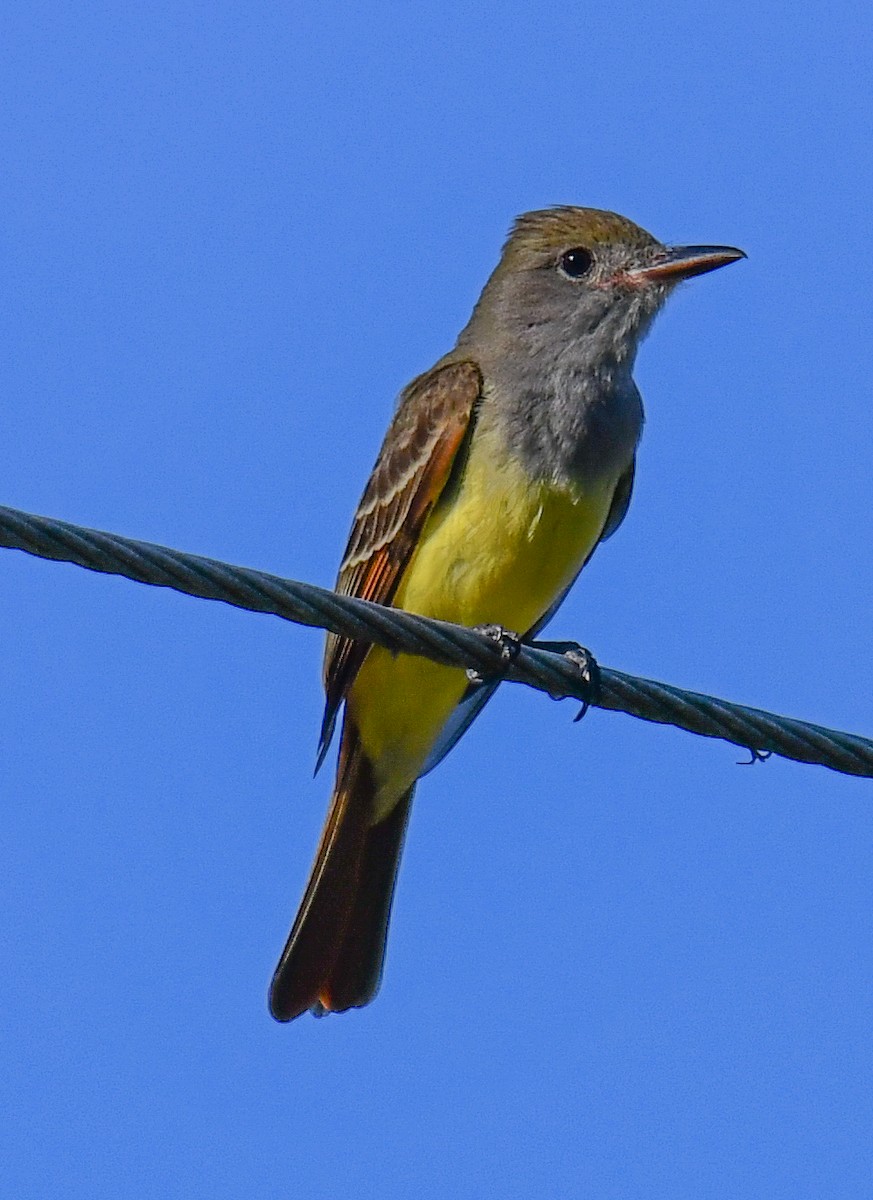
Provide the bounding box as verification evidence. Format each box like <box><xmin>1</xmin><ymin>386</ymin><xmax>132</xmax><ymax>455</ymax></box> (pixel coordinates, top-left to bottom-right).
<box><xmin>348</xmin><ymin>443</ymin><xmax>617</xmax><ymax>813</ymax></box>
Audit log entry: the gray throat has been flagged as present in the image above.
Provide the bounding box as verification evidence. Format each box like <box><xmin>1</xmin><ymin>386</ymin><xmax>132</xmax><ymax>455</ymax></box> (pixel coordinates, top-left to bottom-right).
<box><xmin>482</xmin><ymin>350</ymin><xmax>644</xmax><ymax>490</ymax></box>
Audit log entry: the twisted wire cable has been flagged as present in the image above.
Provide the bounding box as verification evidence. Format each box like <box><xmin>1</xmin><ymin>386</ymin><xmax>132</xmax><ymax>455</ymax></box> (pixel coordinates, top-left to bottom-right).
<box><xmin>0</xmin><ymin>503</ymin><xmax>870</xmax><ymax>778</ymax></box>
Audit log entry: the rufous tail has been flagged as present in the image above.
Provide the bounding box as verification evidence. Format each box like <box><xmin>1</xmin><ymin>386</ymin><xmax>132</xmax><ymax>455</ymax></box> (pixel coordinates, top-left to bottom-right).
<box><xmin>269</xmin><ymin>722</ymin><xmax>413</xmax><ymax>1022</ymax></box>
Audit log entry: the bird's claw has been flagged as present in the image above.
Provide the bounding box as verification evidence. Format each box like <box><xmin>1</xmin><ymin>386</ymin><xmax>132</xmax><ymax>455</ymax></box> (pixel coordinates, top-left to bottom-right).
<box><xmin>466</xmin><ymin>623</ymin><xmax>521</xmax><ymax>686</ymax></box>
<box><xmin>528</xmin><ymin>639</ymin><xmax>601</xmax><ymax>720</ymax></box>
<box><xmin>565</xmin><ymin>646</ymin><xmax>600</xmax><ymax>721</ymax></box>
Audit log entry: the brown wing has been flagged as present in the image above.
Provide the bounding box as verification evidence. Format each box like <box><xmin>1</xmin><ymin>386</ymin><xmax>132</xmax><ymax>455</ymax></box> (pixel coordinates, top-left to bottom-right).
<box><xmin>316</xmin><ymin>359</ymin><xmax>482</xmax><ymax>765</ymax></box>
<box><xmin>598</xmin><ymin>458</ymin><xmax>635</xmax><ymax>542</ymax></box>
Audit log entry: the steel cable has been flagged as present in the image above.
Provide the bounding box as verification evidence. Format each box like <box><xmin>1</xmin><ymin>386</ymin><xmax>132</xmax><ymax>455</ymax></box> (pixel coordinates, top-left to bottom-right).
<box><xmin>0</xmin><ymin>503</ymin><xmax>870</xmax><ymax>777</ymax></box>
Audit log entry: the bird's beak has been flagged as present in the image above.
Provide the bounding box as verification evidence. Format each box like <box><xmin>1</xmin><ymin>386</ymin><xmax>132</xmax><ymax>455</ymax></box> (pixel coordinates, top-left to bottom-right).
<box><xmin>626</xmin><ymin>244</ymin><xmax>746</xmax><ymax>285</ymax></box>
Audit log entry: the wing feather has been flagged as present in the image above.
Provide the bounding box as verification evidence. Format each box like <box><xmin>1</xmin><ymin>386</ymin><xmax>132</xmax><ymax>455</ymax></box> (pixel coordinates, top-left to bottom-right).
<box><xmin>316</xmin><ymin>360</ymin><xmax>482</xmax><ymax>766</ymax></box>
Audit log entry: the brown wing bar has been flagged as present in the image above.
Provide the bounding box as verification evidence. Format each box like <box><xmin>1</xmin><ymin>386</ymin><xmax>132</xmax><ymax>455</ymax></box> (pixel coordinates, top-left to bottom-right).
<box><xmin>316</xmin><ymin>360</ymin><xmax>482</xmax><ymax>765</ymax></box>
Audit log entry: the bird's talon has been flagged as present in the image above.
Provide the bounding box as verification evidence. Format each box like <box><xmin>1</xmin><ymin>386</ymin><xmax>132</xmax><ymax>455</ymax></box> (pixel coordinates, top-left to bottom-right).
<box><xmin>522</xmin><ymin>638</ymin><xmax>600</xmax><ymax>717</ymax></box>
<box><xmin>466</xmin><ymin>623</ymin><xmax>521</xmax><ymax>686</ymax></box>
<box><xmin>565</xmin><ymin>646</ymin><xmax>600</xmax><ymax>721</ymax></box>
<box><xmin>528</xmin><ymin>639</ymin><xmax>601</xmax><ymax>718</ymax></box>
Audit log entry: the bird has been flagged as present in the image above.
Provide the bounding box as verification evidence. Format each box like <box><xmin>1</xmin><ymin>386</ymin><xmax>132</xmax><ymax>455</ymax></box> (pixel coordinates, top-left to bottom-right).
<box><xmin>269</xmin><ymin>206</ymin><xmax>744</xmax><ymax>1021</ymax></box>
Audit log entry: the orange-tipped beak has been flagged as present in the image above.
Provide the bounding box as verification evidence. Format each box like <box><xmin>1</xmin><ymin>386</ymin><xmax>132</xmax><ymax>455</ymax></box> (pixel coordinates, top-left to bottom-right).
<box><xmin>627</xmin><ymin>244</ymin><xmax>746</xmax><ymax>284</ymax></box>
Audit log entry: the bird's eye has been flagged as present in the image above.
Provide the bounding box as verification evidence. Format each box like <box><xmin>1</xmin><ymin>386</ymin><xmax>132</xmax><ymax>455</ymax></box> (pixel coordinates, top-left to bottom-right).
<box><xmin>558</xmin><ymin>247</ymin><xmax>594</xmax><ymax>279</ymax></box>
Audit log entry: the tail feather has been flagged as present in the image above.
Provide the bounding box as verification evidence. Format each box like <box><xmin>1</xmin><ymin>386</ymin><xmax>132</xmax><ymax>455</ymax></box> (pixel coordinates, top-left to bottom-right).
<box><xmin>269</xmin><ymin>723</ymin><xmax>413</xmax><ymax>1022</ymax></box>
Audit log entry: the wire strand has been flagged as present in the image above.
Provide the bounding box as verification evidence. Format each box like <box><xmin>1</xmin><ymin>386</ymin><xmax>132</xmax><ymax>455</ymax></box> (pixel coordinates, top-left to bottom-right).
<box><xmin>1</xmin><ymin>503</ymin><xmax>870</xmax><ymax>778</ymax></box>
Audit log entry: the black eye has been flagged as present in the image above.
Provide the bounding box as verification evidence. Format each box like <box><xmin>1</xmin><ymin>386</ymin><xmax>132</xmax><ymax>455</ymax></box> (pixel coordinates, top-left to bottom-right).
<box><xmin>558</xmin><ymin>247</ymin><xmax>594</xmax><ymax>279</ymax></box>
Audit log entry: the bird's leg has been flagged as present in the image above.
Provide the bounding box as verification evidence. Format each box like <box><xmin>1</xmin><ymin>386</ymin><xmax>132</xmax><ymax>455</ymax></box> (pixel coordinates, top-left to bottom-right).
<box><xmin>527</xmin><ymin>639</ymin><xmax>601</xmax><ymax>720</ymax></box>
<box><xmin>466</xmin><ymin>623</ymin><xmax>522</xmax><ymax>686</ymax></box>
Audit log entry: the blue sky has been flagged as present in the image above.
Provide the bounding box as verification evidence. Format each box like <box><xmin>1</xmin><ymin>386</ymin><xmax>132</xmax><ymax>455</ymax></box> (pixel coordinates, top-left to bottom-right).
<box><xmin>2</xmin><ymin>2</ymin><xmax>872</xmax><ymax>1196</ymax></box>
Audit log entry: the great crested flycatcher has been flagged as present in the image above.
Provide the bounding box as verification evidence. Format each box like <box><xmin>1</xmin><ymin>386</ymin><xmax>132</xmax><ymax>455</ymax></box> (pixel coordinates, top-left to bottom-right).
<box><xmin>269</xmin><ymin>206</ymin><xmax>744</xmax><ymax>1021</ymax></box>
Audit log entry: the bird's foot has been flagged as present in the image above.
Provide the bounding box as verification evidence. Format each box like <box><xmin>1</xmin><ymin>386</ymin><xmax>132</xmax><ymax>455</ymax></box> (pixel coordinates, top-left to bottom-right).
<box><xmin>528</xmin><ymin>639</ymin><xmax>601</xmax><ymax>720</ymax></box>
<box><xmin>466</xmin><ymin>624</ymin><xmax>522</xmax><ymax>686</ymax></box>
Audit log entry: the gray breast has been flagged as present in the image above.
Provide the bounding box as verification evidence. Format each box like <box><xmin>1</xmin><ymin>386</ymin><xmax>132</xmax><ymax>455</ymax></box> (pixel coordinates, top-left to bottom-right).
<box><xmin>486</xmin><ymin>358</ymin><xmax>644</xmax><ymax>490</ymax></box>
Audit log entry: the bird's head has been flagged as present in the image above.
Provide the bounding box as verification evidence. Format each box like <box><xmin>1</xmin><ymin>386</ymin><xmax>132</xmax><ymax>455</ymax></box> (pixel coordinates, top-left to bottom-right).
<box><xmin>461</xmin><ymin>206</ymin><xmax>744</xmax><ymax>373</ymax></box>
